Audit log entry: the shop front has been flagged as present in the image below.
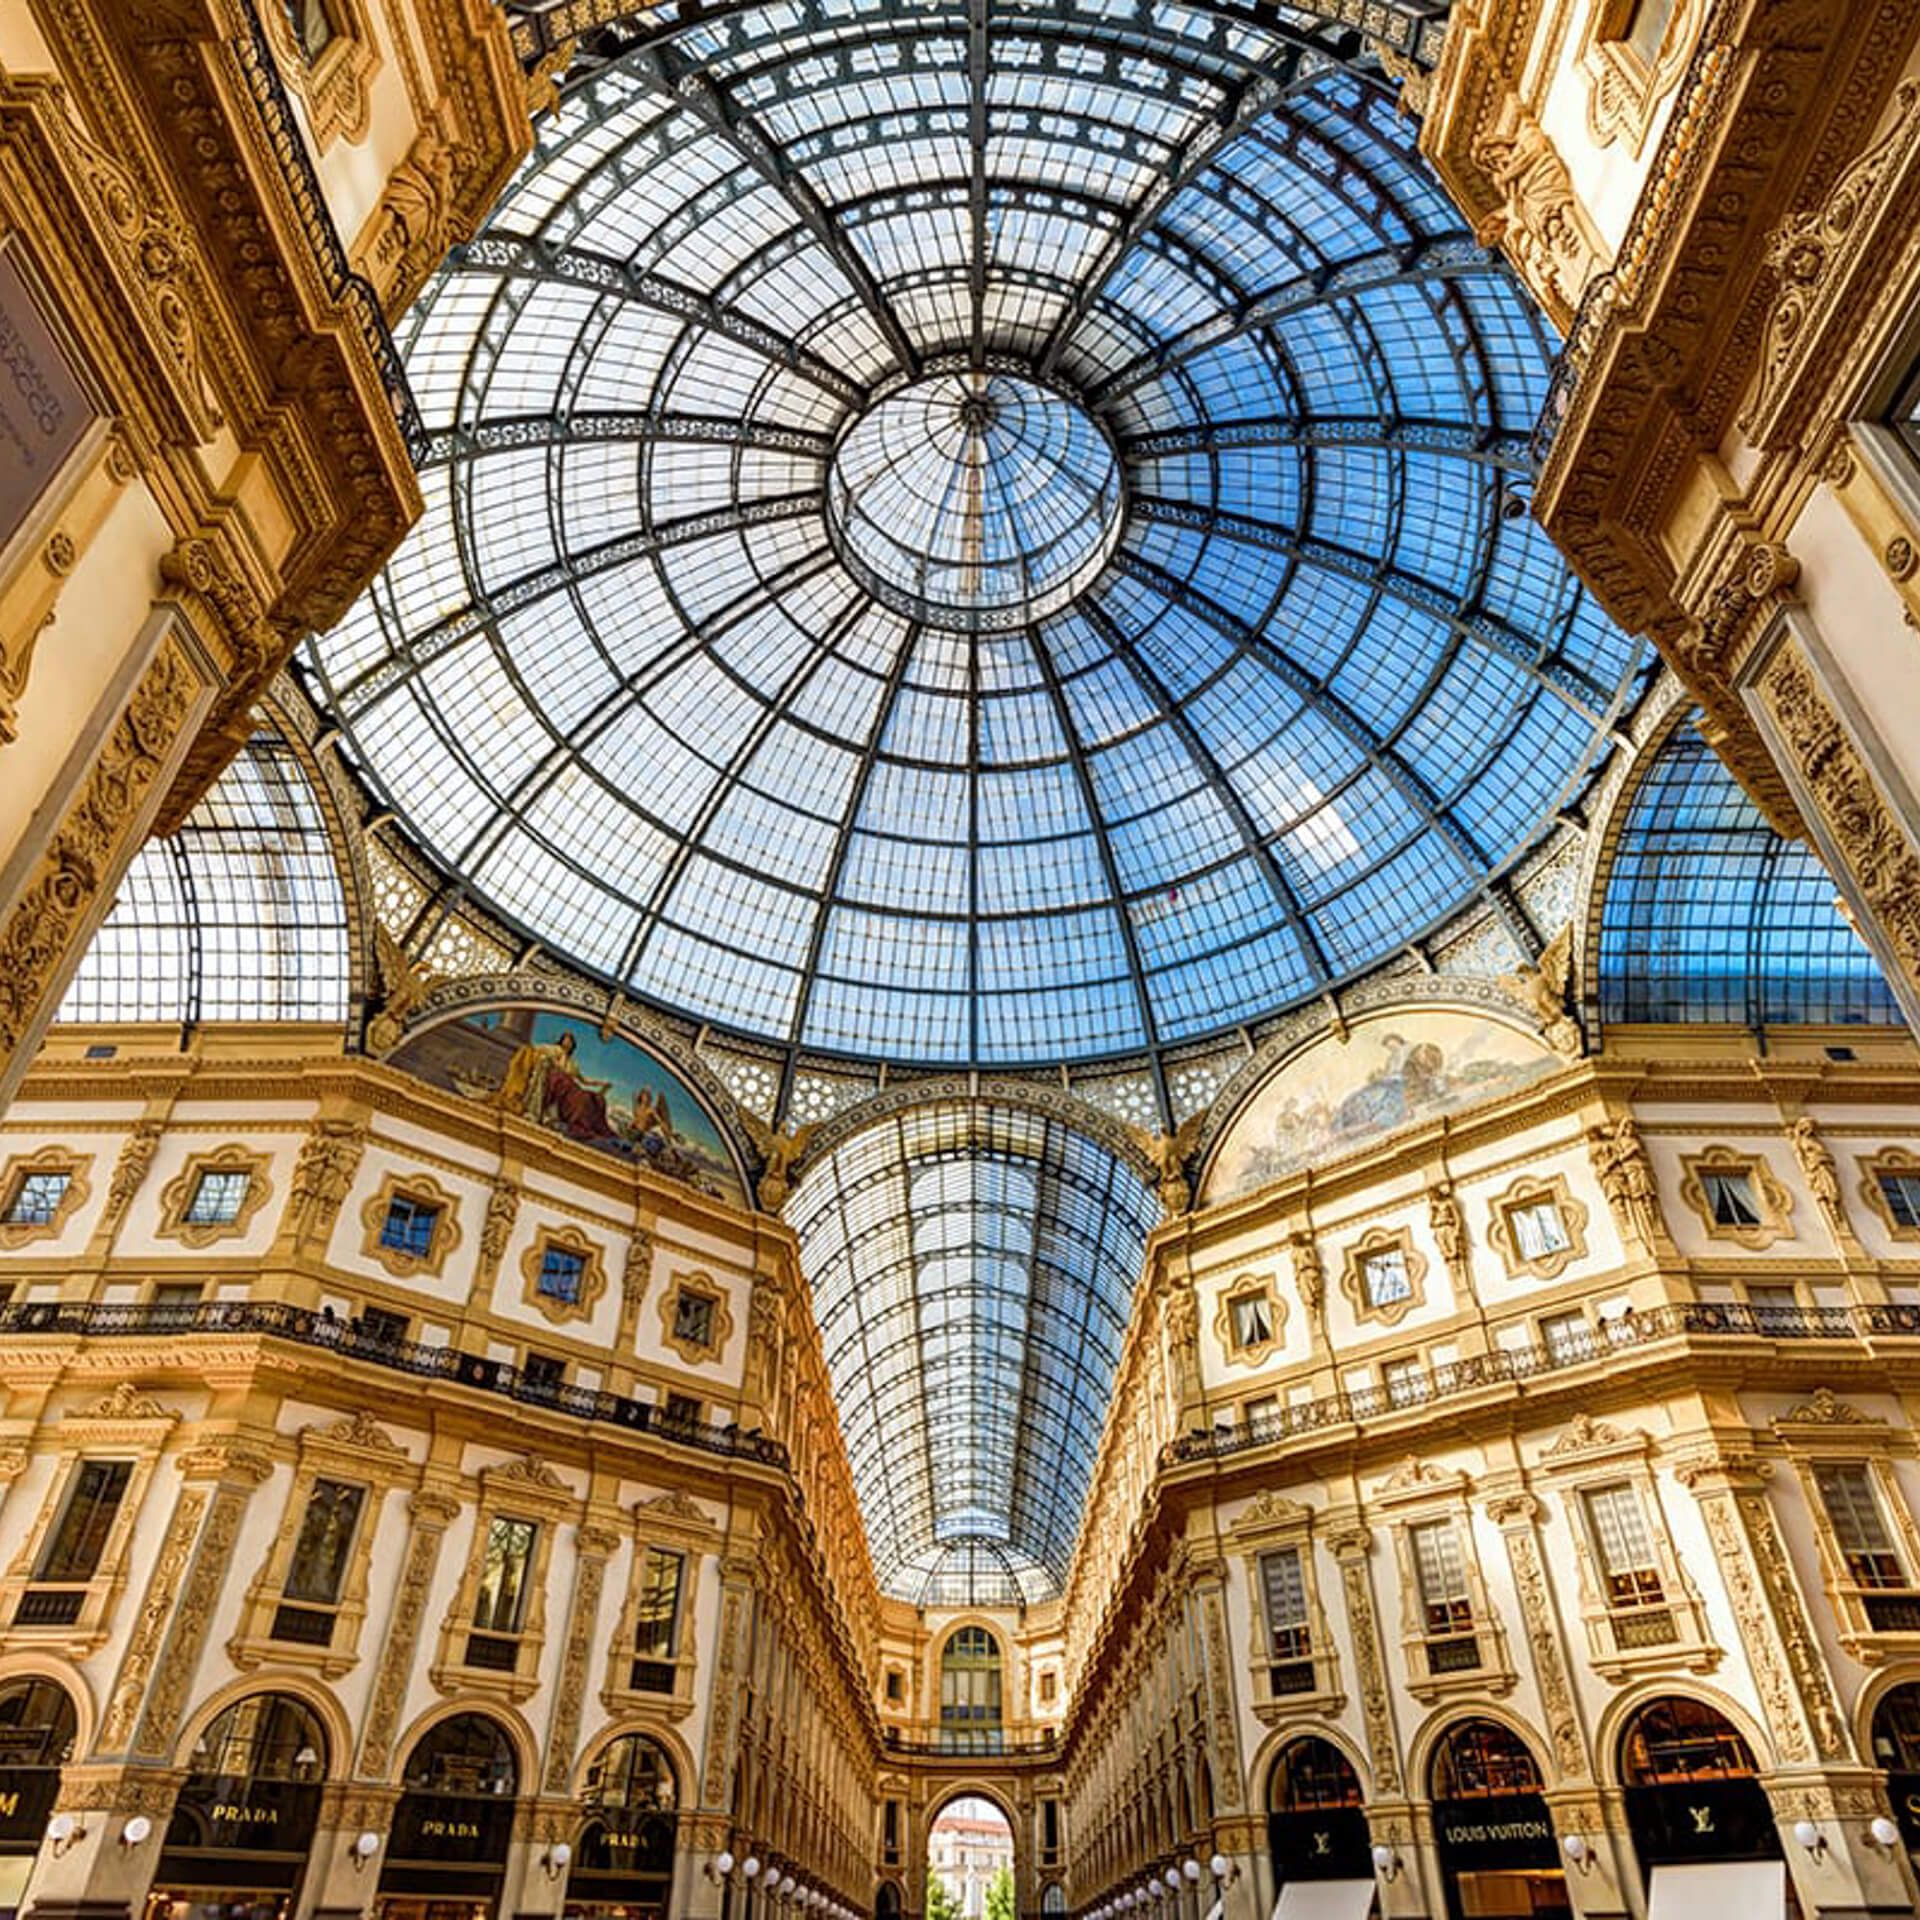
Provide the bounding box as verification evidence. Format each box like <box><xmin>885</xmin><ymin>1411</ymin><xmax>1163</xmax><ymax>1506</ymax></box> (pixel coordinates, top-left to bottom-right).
<box><xmin>1619</xmin><ymin>1696</ymin><xmax>1790</xmax><ymax>1920</ymax></box>
<box><xmin>1428</xmin><ymin>1721</ymin><xmax>1568</xmax><ymax>1920</ymax></box>
<box><xmin>562</xmin><ymin>1734</ymin><xmax>678</xmax><ymax>1920</ymax></box>
<box><xmin>0</xmin><ymin>1679</ymin><xmax>76</xmax><ymax>1920</ymax></box>
<box><xmin>1266</xmin><ymin>1736</ymin><xmax>1377</xmax><ymax>1920</ymax></box>
<box><xmin>1869</xmin><ymin>1680</ymin><xmax>1920</xmax><ymax>1880</ymax></box>
<box><xmin>376</xmin><ymin>1715</ymin><xmax>519</xmax><ymax>1920</ymax></box>
<box><xmin>144</xmin><ymin>1694</ymin><xmax>325</xmax><ymax>1920</ymax></box>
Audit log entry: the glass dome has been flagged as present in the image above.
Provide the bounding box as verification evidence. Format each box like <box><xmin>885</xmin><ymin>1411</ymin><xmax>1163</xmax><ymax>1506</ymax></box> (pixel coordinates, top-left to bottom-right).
<box><xmin>303</xmin><ymin>0</ymin><xmax>1647</xmax><ymax>1073</ymax></box>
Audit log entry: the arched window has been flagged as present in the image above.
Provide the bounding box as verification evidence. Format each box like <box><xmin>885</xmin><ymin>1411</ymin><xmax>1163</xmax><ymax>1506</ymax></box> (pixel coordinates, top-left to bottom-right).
<box><xmin>939</xmin><ymin>1626</ymin><xmax>1002</xmax><ymax>1730</ymax></box>
<box><xmin>1620</xmin><ymin>1697</ymin><xmax>1758</xmax><ymax>1785</ymax></box>
<box><xmin>876</xmin><ymin>1885</ymin><xmax>903</xmax><ymax>1920</ymax></box>
<box><xmin>0</xmin><ymin>1678</ymin><xmax>76</xmax><ymax>1768</ymax></box>
<box><xmin>1270</xmin><ymin>1737</ymin><xmax>1364</xmax><ymax>1811</ymax></box>
<box><xmin>1871</xmin><ymin>1681</ymin><xmax>1920</xmax><ymax>1772</ymax></box>
<box><xmin>402</xmin><ymin>1713</ymin><xmax>518</xmax><ymax>1797</ymax></box>
<box><xmin>1430</xmin><ymin>1720</ymin><xmax>1544</xmax><ymax>1800</ymax></box>
<box><xmin>189</xmin><ymin>1693</ymin><xmax>327</xmax><ymax>1780</ymax></box>
<box><xmin>1042</xmin><ymin>1887</ymin><xmax>1067</xmax><ymax>1915</ymax></box>
<box><xmin>584</xmin><ymin>1732</ymin><xmax>677</xmax><ymax>1811</ymax></box>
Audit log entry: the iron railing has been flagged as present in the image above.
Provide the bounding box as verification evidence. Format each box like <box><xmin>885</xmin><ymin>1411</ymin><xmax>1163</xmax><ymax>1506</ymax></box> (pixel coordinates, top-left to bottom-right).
<box><xmin>0</xmin><ymin>1299</ymin><xmax>788</xmax><ymax>1468</ymax></box>
<box><xmin>239</xmin><ymin>0</ymin><xmax>430</xmax><ymax>465</ymax></box>
<box><xmin>1163</xmin><ymin>1299</ymin><xmax>1920</xmax><ymax>1466</ymax></box>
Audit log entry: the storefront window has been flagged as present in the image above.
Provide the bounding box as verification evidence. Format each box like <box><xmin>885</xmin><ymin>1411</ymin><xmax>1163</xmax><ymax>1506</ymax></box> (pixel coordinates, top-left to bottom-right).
<box><xmin>1429</xmin><ymin>1721</ymin><xmax>1567</xmax><ymax>1920</ymax></box>
<box><xmin>0</xmin><ymin>1679</ymin><xmax>76</xmax><ymax>1920</ymax></box>
<box><xmin>380</xmin><ymin>1716</ymin><xmax>519</xmax><ymax>1920</ymax></box>
<box><xmin>570</xmin><ymin>1735</ymin><xmax>679</xmax><ymax>1920</ymax></box>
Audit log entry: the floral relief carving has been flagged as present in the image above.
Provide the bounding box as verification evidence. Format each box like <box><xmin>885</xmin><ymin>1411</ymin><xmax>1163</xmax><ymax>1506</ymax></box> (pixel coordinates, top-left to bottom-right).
<box><xmin>1491</xmin><ymin>1504</ymin><xmax>1588</xmax><ymax>1779</ymax></box>
<box><xmin>132</xmin><ymin>1480</ymin><xmax>251</xmax><ymax>1759</ymax></box>
<box><xmin>99</xmin><ymin>1486</ymin><xmax>207</xmax><ymax>1752</ymax></box>
<box><xmin>103</xmin><ymin>1121</ymin><xmax>163</xmax><ymax>1229</ymax></box>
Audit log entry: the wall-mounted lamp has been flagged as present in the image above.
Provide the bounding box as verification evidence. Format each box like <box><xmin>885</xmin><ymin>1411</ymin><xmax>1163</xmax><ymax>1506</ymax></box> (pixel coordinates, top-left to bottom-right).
<box><xmin>541</xmin><ymin>1841</ymin><xmax>572</xmax><ymax>1882</ymax></box>
<box><xmin>1791</xmin><ymin>1819</ymin><xmax>1829</xmax><ymax>1862</ymax></box>
<box><xmin>350</xmin><ymin>1830</ymin><xmax>382</xmax><ymax>1872</ymax></box>
<box><xmin>45</xmin><ymin>1813</ymin><xmax>85</xmax><ymax>1858</ymax></box>
<box><xmin>707</xmin><ymin>1849</ymin><xmax>738</xmax><ymax>1884</ymax></box>
<box><xmin>119</xmin><ymin>1817</ymin><xmax>152</xmax><ymax>1850</ymax></box>
<box><xmin>1370</xmin><ymin>1843</ymin><xmax>1401</xmax><ymax>1882</ymax></box>
<box><xmin>1869</xmin><ymin>1815</ymin><xmax>1903</xmax><ymax>1854</ymax></box>
<box><xmin>1181</xmin><ymin>1860</ymin><xmax>1201</xmax><ymax>1884</ymax></box>
<box><xmin>743</xmin><ymin>1856</ymin><xmax>762</xmax><ymax>1881</ymax></box>
<box><xmin>1560</xmin><ymin>1834</ymin><xmax>1592</xmax><ymax>1875</ymax></box>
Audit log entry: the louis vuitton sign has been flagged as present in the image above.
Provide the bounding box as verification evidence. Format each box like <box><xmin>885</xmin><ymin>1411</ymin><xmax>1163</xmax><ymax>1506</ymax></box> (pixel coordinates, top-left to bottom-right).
<box><xmin>0</xmin><ymin>244</ymin><xmax>99</xmax><ymax>553</ymax></box>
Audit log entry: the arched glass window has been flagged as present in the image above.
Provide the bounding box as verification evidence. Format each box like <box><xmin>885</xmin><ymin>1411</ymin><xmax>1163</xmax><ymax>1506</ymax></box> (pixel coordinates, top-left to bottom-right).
<box><xmin>1270</xmin><ymin>1737</ymin><xmax>1364</xmax><ymax>1811</ymax></box>
<box><xmin>0</xmin><ymin>1678</ymin><xmax>76</xmax><ymax>1768</ymax></box>
<box><xmin>1598</xmin><ymin>720</ymin><xmax>1899</xmax><ymax>1027</ymax></box>
<box><xmin>583</xmin><ymin>1733</ymin><xmax>677</xmax><ymax>1811</ymax></box>
<box><xmin>189</xmin><ymin>1694</ymin><xmax>327</xmax><ymax>1781</ymax></box>
<box><xmin>401</xmin><ymin>1713</ymin><xmax>518</xmax><ymax>1797</ymax></box>
<box><xmin>1042</xmin><ymin>1887</ymin><xmax>1067</xmax><ymax>1915</ymax></box>
<box><xmin>1871</xmin><ymin>1681</ymin><xmax>1920</xmax><ymax>1771</ymax></box>
<box><xmin>939</xmin><ymin>1627</ymin><xmax>1003</xmax><ymax>1729</ymax></box>
<box><xmin>1620</xmin><ymin>1697</ymin><xmax>1758</xmax><ymax>1784</ymax></box>
<box><xmin>1430</xmin><ymin>1720</ymin><xmax>1544</xmax><ymax>1800</ymax></box>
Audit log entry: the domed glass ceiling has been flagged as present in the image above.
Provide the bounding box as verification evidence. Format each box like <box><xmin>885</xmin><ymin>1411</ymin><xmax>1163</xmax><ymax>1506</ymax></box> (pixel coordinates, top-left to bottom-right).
<box><xmin>304</xmin><ymin>0</ymin><xmax>1648</xmax><ymax>1073</ymax></box>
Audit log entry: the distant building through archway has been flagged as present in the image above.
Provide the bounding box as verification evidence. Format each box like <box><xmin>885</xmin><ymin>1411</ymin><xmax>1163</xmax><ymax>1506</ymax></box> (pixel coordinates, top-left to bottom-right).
<box><xmin>927</xmin><ymin>1796</ymin><xmax>1014</xmax><ymax>1919</ymax></box>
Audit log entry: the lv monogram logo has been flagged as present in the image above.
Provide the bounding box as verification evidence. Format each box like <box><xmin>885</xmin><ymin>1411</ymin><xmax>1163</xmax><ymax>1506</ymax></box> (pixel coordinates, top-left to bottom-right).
<box><xmin>1689</xmin><ymin>1805</ymin><xmax>1716</xmax><ymax>1835</ymax></box>
<box><xmin>1312</xmin><ymin>1831</ymin><xmax>1331</xmax><ymax>1856</ymax></box>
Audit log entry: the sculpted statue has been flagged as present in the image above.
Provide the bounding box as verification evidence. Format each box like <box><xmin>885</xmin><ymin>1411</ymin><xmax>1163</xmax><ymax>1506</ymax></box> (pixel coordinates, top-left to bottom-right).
<box><xmin>1497</xmin><ymin>924</ymin><xmax>1582</xmax><ymax>1057</ymax></box>
<box><xmin>1428</xmin><ymin>1182</ymin><xmax>1468</xmax><ymax>1274</ymax></box>
<box><xmin>1134</xmin><ymin>1110</ymin><xmax>1207</xmax><ymax>1215</ymax></box>
<box><xmin>1589</xmin><ymin>1115</ymin><xmax>1660</xmax><ymax>1246</ymax></box>
<box><xmin>1788</xmin><ymin>1116</ymin><xmax>1844</xmax><ymax>1225</ymax></box>
<box><xmin>738</xmin><ymin>1110</ymin><xmax>816</xmax><ymax>1211</ymax></box>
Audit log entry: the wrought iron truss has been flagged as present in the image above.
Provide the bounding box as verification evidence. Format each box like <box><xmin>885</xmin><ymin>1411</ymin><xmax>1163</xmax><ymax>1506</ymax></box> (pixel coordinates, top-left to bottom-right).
<box><xmin>302</xmin><ymin>0</ymin><xmax>1650</xmax><ymax>1093</ymax></box>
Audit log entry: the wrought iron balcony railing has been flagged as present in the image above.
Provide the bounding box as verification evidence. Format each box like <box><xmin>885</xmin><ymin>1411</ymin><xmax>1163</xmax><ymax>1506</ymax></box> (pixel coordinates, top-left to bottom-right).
<box><xmin>0</xmin><ymin>1298</ymin><xmax>788</xmax><ymax>1468</ymax></box>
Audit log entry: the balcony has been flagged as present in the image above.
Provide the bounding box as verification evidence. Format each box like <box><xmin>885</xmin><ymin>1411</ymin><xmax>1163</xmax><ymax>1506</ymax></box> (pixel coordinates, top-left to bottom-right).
<box><xmin>1163</xmin><ymin>1300</ymin><xmax>1920</xmax><ymax>1467</ymax></box>
<box><xmin>0</xmin><ymin>1299</ymin><xmax>788</xmax><ymax>1470</ymax></box>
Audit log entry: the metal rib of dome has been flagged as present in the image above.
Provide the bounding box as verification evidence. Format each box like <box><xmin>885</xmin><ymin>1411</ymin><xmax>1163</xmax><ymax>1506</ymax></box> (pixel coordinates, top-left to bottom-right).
<box><xmin>303</xmin><ymin>0</ymin><xmax>1648</xmax><ymax>1074</ymax></box>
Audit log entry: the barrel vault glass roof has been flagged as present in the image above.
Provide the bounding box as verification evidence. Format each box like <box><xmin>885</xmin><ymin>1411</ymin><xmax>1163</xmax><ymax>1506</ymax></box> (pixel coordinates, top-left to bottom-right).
<box><xmin>301</xmin><ymin>0</ymin><xmax>1650</xmax><ymax>1078</ymax></box>
<box><xmin>784</xmin><ymin>1102</ymin><xmax>1158</xmax><ymax>1605</ymax></box>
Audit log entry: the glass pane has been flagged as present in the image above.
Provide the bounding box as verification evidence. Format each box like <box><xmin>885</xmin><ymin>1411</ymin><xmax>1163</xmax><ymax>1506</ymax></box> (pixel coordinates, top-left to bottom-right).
<box><xmin>284</xmin><ymin>1479</ymin><xmax>366</xmax><ymax>1604</ymax></box>
<box><xmin>38</xmin><ymin>1461</ymin><xmax>132</xmax><ymax>1582</ymax></box>
<box><xmin>473</xmin><ymin>1518</ymin><xmax>538</xmax><ymax>1631</ymax></box>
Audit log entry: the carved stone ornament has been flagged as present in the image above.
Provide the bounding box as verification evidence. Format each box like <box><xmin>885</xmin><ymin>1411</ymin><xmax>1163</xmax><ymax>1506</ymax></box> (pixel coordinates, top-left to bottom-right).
<box><xmin>1468</xmin><ymin>98</ymin><xmax>1602</xmax><ymax>329</ymax></box>
<box><xmin>1495</xmin><ymin>924</ymin><xmax>1582</xmax><ymax>1056</ymax></box>
<box><xmin>308</xmin><ymin>1408</ymin><xmax>406</xmax><ymax>1453</ymax></box>
<box><xmin>1542</xmin><ymin>1412</ymin><xmax>1631</xmax><ymax>1458</ymax></box>
<box><xmin>104</xmin><ymin>1121</ymin><xmax>163</xmax><ymax>1227</ymax></box>
<box><xmin>69</xmin><ymin>1381</ymin><xmax>177</xmax><ymax>1424</ymax></box>
<box><xmin>634</xmin><ymin>1489</ymin><xmax>712</xmax><ymax>1527</ymax></box>
<box><xmin>1776</xmin><ymin>1387</ymin><xmax>1871</xmax><ymax>1426</ymax></box>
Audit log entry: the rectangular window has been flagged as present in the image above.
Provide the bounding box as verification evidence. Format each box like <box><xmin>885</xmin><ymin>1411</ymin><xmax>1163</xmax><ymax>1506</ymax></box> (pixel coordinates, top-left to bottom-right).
<box><xmin>883</xmin><ymin>1799</ymin><xmax>901</xmax><ymax>1859</ymax></box>
<box><xmin>632</xmin><ymin>1547</ymin><xmax>684</xmax><ymax>1659</ymax></box>
<box><xmin>1042</xmin><ymin>1799</ymin><xmax>1060</xmax><ymax>1859</ymax></box>
<box><xmin>357</xmin><ymin>1306</ymin><xmax>408</xmax><ymax>1347</ymax></box>
<box><xmin>1410</xmin><ymin>1521</ymin><xmax>1474</xmax><ymax>1634</ymax></box>
<box><xmin>673</xmin><ymin>1290</ymin><xmax>717</xmax><ymax>1348</ymax></box>
<box><xmin>3</xmin><ymin>1171</ymin><xmax>69</xmax><ymax>1227</ymax></box>
<box><xmin>1245</xmin><ymin>1394</ymin><xmax>1279</xmax><ymax>1432</ymax></box>
<box><xmin>1702</xmin><ymin>1170</ymin><xmax>1762</xmax><ymax>1228</ymax></box>
<box><xmin>1259</xmin><ymin>1547</ymin><xmax>1312</xmax><ymax>1660</ymax></box>
<box><xmin>1229</xmin><ymin>1293</ymin><xmax>1273</xmax><ymax>1349</ymax></box>
<box><xmin>379</xmin><ymin>1193</ymin><xmax>439</xmax><ymax>1260</ymax></box>
<box><xmin>1622</xmin><ymin>0</ymin><xmax>1676</xmax><ymax>61</ymax></box>
<box><xmin>150</xmin><ymin>1283</ymin><xmax>203</xmax><ymax>1312</ymax></box>
<box><xmin>536</xmin><ymin>1244</ymin><xmax>586</xmax><ymax>1304</ymax></box>
<box><xmin>1383</xmin><ymin>1358</ymin><xmax>1429</xmax><ymax>1407</ymax></box>
<box><xmin>293</xmin><ymin>0</ymin><xmax>339</xmax><ymax>60</ymax></box>
<box><xmin>37</xmin><ymin>1460</ymin><xmax>132</xmax><ymax>1582</ymax></box>
<box><xmin>185</xmin><ymin>1168</ymin><xmax>251</xmax><ymax>1227</ymax></box>
<box><xmin>662</xmin><ymin>1392</ymin><xmax>702</xmax><ymax>1426</ymax></box>
<box><xmin>472</xmin><ymin>1518</ymin><xmax>538</xmax><ymax>1633</ymax></box>
<box><xmin>1879</xmin><ymin>1172</ymin><xmax>1920</xmax><ymax>1231</ymax></box>
<box><xmin>283</xmin><ymin>1478</ymin><xmax>366</xmax><ymax>1605</ymax></box>
<box><xmin>1583</xmin><ymin>1484</ymin><xmax>1665</xmax><ymax>1606</ymax></box>
<box><xmin>1363</xmin><ymin>1248</ymin><xmax>1411</xmax><ymax>1308</ymax></box>
<box><xmin>521</xmin><ymin>1352</ymin><xmax>565</xmax><ymax>1394</ymax></box>
<box><xmin>1510</xmin><ymin>1199</ymin><xmax>1571</xmax><ymax>1261</ymax></box>
<box><xmin>1815</xmin><ymin>1463</ymin><xmax>1908</xmax><ymax>1588</ymax></box>
<box><xmin>1541</xmin><ymin>1311</ymin><xmax>1592</xmax><ymax>1363</ymax></box>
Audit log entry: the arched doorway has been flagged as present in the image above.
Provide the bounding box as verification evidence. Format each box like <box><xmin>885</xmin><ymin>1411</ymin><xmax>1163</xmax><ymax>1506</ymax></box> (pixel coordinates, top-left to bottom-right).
<box><xmin>0</xmin><ymin>1678</ymin><xmax>75</xmax><ymax>1920</ymax></box>
<box><xmin>927</xmin><ymin>1795</ymin><xmax>1012</xmax><ymax>1920</ymax></box>
<box><xmin>1870</xmin><ymin>1681</ymin><xmax>1920</xmax><ymax>1874</ymax></box>
<box><xmin>874</xmin><ymin>1883</ymin><xmax>903</xmax><ymax>1920</ymax></box>
<box><xmin>379</xmin><ymin>1713</ymin><xmax>519</xmax><ymax>1920</ymax></box>
<box><xmin>1265</xmin><ymin>1736</ymin><xmax>1375</xmax><ymax>1914</ymax></box>
<box><xmin>566</xmin><ymin>1733</ymin><xmax>679</xmax><ymax>1920</ymax></box>
<box><xmin>1619</xmin><ymin>1697</ymin><xmax>1789</xmax><ymax>1915</ymax></box>
<box><xmin>147</xmin><ymin>1693</ymin><xmax>327</xmax><ymax>1920</ymax></box>
<box><xmin>938</xmin><ymin>1629</ymin><xmax>1003</xmax><ymax>1756</ymax></box>
<box><xmin>1428</xmin><ymin>1720</ymin><xmax>1567</xmax><ymax>1920</ymax></box>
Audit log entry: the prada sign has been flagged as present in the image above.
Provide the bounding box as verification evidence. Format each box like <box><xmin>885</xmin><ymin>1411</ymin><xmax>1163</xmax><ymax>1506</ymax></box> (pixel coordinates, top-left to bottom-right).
<box><xmin>1883</xmin><ymin>1771</ymin><xmax>1920</xmax><ymax>1847</ymax></box>
<box><xmin>165</xmin><ymin>1778</ymin><xmax>321</xmax><ymax>1854</ymax></box>
<box><xmin>1268</xmin><ymin>1807</ymin><xmax>1372</xmax><ymax>1880</ymax></box>
<box><xmin>1623</xmin><ymin>1781</ymin><xmax>1782</xmax><ymax>1866</ymax></box>
<box><xmin>388</xmin><ymin>1792</ymin><xmax>515</xmax><ymax>1864</ymax></box>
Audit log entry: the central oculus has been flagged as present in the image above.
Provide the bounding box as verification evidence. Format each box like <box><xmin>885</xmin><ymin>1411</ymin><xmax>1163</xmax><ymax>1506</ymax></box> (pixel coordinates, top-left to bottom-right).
<box><xmin>826</xmin><ymin>372</ymin><xmax>1124</xmax><ymax>630</ymax></box>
